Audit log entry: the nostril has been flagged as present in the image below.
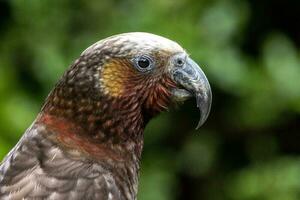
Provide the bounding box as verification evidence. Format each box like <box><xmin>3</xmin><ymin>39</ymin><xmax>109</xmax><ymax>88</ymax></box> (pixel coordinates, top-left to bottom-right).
<box><xmin>176</xmin><ymin>57</ymin><xmax>184</xmax><ymax>67</ymax></box>
<box><xmin>177</xmin><ymin>58</ymin><xmax>183</xmax><ymax>65</ymax></box>
<box><xmin>172</xmin><ymin>53</ymin><xmax>187</xmax><ymax>67</ymax></box>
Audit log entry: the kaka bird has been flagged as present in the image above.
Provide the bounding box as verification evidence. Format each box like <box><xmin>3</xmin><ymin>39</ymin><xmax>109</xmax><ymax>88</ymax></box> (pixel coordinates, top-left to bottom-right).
<box><xmin>0</xmin><ymin>32</ymin><xmax>211</xmax><ymax>200</ymax></box>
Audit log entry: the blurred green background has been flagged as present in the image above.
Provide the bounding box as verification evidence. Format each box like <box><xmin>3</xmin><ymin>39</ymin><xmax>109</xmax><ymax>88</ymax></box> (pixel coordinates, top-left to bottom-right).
<box><xmin>0</xmin><ymin>0</ymin><xmax>300</xmax><ymax>199</ymax></box>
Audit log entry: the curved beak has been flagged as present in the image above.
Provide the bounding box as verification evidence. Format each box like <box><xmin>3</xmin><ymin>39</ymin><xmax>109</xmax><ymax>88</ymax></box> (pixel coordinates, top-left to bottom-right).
<box><xmin>171</xmin><ymin>57</ymin><xmax>212</xmax><ymax>129</ymax></box>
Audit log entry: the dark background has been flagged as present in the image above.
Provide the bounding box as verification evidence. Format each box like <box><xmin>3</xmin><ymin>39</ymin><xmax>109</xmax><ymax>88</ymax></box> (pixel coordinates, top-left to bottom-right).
<box><xmin>0</xmin><ymin>0</ymin><xmax>300</xmax><ymax>199</ymax></box>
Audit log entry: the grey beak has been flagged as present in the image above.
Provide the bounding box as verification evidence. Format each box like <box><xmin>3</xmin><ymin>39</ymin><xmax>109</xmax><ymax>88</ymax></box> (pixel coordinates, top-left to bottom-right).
<box><xmin>171</xmin><ymin>57</ymin><xmax>212</xmax><ymax>129</ymax></box>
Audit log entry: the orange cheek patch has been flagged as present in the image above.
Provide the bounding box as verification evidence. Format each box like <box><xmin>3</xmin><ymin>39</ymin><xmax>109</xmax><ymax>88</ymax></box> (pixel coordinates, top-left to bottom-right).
<box><xmin>100</xmin><ymin>59</ymin><xmax>132</xmax><ymax>97</ymax></box>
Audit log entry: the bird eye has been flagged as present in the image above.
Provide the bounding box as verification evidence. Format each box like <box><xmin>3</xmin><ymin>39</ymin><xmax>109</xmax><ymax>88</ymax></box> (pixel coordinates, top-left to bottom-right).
<box><xmin>133</xmin><ymin>55</ymin><xmax>153</xmax><ymax>72</ymax></box>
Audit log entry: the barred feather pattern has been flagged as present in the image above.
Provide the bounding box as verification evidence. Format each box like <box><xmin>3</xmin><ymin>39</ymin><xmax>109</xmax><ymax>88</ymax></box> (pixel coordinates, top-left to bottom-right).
<box><xmin>0</xmin><ymin>123</ymin><xmax>139</xmax><ymax>200</ymax></box>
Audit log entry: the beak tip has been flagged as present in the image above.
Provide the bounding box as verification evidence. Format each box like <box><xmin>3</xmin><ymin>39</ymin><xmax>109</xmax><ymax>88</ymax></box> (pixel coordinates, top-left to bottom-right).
<box><xmin>195</xmin><ymin>112</ymin><xmax>208</xmax><ymax>130</ymax></box>
<box><xmin>195</xmin><ymin>92</ymin><xmax>212</xmax><ymax>130</ymax></box>
<box><xmin>195</xmin><ymin>122</ymin><xmax>202</xmax><ymax>130</ymax></box>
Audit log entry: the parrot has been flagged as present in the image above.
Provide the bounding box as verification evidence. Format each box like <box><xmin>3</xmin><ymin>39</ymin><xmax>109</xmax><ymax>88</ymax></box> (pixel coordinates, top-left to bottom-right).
<box><xmin>0</xmin><ymin>32</ymin><xmax>212</xmax><ymax>200</ymax></box>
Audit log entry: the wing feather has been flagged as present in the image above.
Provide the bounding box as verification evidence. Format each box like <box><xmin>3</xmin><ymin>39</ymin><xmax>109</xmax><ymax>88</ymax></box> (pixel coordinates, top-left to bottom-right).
<box><xmin>0</xmin><ymin>124</ymin><xmax>123</xmax><ymax>199</ymax></box>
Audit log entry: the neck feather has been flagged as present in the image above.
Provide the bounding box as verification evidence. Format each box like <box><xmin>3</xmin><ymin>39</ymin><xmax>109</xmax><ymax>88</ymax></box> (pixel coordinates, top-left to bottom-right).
<box><xmin>38</xmin><ymin>85</ymin><xmax>145</xmax><ymax>161</ymax></box>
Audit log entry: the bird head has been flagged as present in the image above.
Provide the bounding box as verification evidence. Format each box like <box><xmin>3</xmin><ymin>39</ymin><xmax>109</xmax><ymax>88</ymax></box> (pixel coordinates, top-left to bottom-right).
<box><xmin>40</xmin><ymin>32</ymin><xmax>211</xmax><ymax>158</ymax></box>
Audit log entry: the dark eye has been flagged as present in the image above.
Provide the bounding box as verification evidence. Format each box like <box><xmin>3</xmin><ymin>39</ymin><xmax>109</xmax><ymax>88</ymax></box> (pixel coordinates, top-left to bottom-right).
<box><xmin>133</xmin><ymin>55</ymin><xmax>154</xmax><ymax>72</ymax></box>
